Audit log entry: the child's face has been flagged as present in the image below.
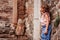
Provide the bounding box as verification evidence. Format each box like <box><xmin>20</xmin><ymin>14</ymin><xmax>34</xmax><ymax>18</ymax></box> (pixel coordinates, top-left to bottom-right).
<box><xmin>40</xmin><ymin>8</ymin><xmax>45</xmax><ymax>13</ymax></box>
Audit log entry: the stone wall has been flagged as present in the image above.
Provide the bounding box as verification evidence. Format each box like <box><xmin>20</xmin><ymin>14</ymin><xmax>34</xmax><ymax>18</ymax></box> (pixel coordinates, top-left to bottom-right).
<box><xmin>0</xmin><ymin>0</ymin><xmax>13</xmax><ymax>26</ymax></box>
<box><xmin>0</xmin><ymin>0</ymin><xmax>34</xmax><ymax>40</ymax></box>
<box><xmin>0</xmin><ymin>0</ymin><xmax>13</xmax><ymax>32</ymax></box>
<box><xmin>0</xmin><ymin>0</ymin><xmax>16</xmax><ymax>40</ymax></box>
<box><xmin>25</xmin><ymin>0</ymin><xmax>34</xmax><ymax>40</ymax></box>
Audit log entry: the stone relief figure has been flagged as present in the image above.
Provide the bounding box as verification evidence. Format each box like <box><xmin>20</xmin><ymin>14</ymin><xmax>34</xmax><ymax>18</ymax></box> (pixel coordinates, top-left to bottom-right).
<box><xmin>15</xmin><ymin>18</ymin><xmax>24</xmax><ymax>35</ymax></box>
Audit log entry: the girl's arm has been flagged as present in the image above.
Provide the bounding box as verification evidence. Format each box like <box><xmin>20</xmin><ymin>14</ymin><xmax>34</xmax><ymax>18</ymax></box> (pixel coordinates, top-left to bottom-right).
<box><xmin>44</xmin><ymin>13</ymin><xmax>50</xmax><ymax>34</ymax></box>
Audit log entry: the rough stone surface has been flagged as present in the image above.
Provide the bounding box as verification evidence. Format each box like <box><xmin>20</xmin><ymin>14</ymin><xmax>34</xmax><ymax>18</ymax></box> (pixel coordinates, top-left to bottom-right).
<box><xmin>0</xmin><ymin>0</ymin><xmax>32</xmax><ymax>40</ymax></box>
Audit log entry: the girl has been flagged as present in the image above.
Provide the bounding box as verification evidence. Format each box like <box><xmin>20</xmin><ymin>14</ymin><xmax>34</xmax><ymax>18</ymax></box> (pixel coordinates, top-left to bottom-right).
<box><xmin>40</xmin><ymin>5</ymin><xmax>52</xmax><ymax>40</ymax></box>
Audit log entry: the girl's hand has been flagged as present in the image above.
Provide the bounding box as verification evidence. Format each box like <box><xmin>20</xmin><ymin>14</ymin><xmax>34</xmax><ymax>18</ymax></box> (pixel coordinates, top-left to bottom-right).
<box><xmin>44</xmin><ymin>29</ymin><xmax>48</xmax><ymax>34</ymax></box>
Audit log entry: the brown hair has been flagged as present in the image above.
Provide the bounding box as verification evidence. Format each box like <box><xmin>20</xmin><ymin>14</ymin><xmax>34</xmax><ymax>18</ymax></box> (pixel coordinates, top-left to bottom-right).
<box><xmin>41</xmin><ymin>5</ymin><xmax>49</xmax><ymax>12</ymax></box>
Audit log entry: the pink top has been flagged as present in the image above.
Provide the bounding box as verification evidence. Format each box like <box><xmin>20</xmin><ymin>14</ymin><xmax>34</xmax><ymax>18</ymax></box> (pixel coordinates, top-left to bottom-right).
<box><xmin>40</xmin><ymin>12</ymin><xmax>50</xmax><ymax>26</ymax></box>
